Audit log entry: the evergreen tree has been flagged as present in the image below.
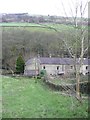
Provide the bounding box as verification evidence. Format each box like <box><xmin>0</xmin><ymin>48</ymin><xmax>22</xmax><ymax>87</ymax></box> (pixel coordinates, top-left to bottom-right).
<box><xmin>16</xmin><ymin>54</ymin><xmax>25</xmax><ymax>74</ymax></box>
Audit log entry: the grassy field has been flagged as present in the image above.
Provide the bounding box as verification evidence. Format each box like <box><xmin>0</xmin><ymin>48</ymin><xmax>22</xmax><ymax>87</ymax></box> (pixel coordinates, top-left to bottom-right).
<box><xmin>1</xmin><ymin>75</ymin><xmax>88</xmax><ymax>118</ymax></box>
<box><xmin>0</xmin><ymin>22</ymin><xmax>41</xmax><ymax>27</ymax></box>
<box><xmin>1</xmin><ymin>22</ymin><xmax>75</xmax><ymax>32</ymax></box>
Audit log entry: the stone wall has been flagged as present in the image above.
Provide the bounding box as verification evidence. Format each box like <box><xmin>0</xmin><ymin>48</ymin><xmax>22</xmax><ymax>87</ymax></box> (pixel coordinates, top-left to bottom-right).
<box><xmin>42</xmin><ymin>77</ymin><xmax>89</xmax><ymax>95</ymax></box>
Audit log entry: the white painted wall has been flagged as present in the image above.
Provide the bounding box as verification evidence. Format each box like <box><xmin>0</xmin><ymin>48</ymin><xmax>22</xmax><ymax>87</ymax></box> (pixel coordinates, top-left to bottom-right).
<box><xmin>41</xmin><ymin>64</ymin><xmax>65</xmax><ymax>75</ymax></box>
<box><xmin>80</xmin><ymin>65</ymin><xmax>89</xmax><ymax>75</ymax></box>
<box><xmin>25</xmin><ymin>58</ymin><xmax>89</xmax><ymax>76</ymax></box>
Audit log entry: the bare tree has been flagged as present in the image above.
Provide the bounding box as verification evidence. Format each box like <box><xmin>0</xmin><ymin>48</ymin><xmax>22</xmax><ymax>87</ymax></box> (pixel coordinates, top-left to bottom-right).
<box><xmin>61</xmin><ymin>0</ymin><xmax>88</xmax><ymax>101</ymax></box>
<box><xmin>67</xmin><ymin>0</ymin><xmax>88</xmax><ymax>100</ymax></box>
<box><xmin>36</xmin><ymin>0</ymin><xmax>88</xmax><ymax>101</ymax></box>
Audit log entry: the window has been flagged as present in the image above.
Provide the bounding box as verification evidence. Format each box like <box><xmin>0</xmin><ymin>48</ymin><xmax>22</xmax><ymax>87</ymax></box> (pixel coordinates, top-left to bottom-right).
<box><xmin>86</xmin><ymin>66</ymin><xmax>88</xmax><ymax>70</ymax></box>
<box><xmin>71</xmin><ymin>66</ymin><xmax>73</xmax><ymax>69</ymax></box>
<box><xmin>43</xmin><ymin>66</ymin><xmax>45</xmax><ymax>69</ymax></box>
<box><xmin>57</xmin><ymin>66</ymin><xmax>59</xmax><ymax>70</ymax></box>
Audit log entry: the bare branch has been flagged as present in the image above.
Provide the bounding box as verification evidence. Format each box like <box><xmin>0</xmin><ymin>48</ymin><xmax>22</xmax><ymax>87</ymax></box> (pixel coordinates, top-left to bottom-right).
<box><xmin>80</xmin><ymin>0</ymin><xmax>83</xmax><ymax>18</ymax></box>
<box><xmin>84</xmin><ymin>47</ymin><xmax>88</xmax><ymax>54</ymax></box>
<box><xmin>61</xmin><ymin>0</ymin><xmax>69</xmax><ymax>19</ymax></box>
<box><xmin>70</xmin><ymin>0</ymin><xmax>75</xmax><ymax>8</ymax></box>
<box><xmin>82</xmin><ymin>1</ymin><xmax>88</xmax><ymax>16</ymax></box>
<box><xmin>74</xmin><ymin>1</ymin><xmax>79</xmax><ymax>28</ymax></box>
<box><xmin>80</xmin><ymin>47</ymin><xmax>88</xmax><ymax>59</ymax></box>
<box><xmin>68</xmin><ymin>0</ymin><xmax>74</xmax><ymax>18</ymax></box>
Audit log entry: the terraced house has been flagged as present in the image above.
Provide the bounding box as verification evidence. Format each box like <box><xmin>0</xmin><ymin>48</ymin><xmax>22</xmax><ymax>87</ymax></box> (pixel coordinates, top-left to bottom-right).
<box><xmin>24</xmin><ymin>57</ymin><xmax>90</xmax><ymax>76</ymax></box>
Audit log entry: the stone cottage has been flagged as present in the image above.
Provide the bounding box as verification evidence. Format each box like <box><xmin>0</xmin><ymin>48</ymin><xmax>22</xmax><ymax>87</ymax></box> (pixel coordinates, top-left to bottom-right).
<box><xmin>24</xmin><ymin>57</ymin><xmax>90</xmax><ymax>76</ymax></box>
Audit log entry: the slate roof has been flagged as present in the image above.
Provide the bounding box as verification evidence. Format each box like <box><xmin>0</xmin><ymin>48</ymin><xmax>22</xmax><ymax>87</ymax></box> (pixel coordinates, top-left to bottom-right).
<box><xmin>25</xmin><ymin>57</ymin><xmax>90</xmax><ymax>65</ymax></box>
<box><xmin>39</xmin><ymin>57</ymin><xmax>74</xmax><ymax>65</ymax></box>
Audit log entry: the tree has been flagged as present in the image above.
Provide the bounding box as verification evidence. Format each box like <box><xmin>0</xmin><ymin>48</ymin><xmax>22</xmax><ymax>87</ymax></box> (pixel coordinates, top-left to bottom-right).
<box><xmin>36</xmin><ymin>0</ymin><xmax>88</xmax><ymax>101</ymax></box>
<box><xmin>16</xmin><ymin>54</ymin><xmax>25</xmax><ymax>74</ymax></box>
<box><xmin>64</xmin><ymin>0</ymin><xmax>88</xmax><ymax>101</ymax></box>
<box><xmin>61</xmin><ymin>0</ymin><xmax>88</xmax><ymax>101</ymax></box>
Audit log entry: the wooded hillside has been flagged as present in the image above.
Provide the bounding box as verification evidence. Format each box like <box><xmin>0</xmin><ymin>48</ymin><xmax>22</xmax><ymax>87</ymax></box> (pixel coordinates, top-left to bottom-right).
<box><xmin>1</xmin><ymin>23</ymin><xmax>88</xmax><ymax>72</ymax></box>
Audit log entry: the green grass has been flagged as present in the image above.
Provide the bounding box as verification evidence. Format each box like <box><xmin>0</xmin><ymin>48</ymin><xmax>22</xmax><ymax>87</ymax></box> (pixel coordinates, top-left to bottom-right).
<box><xmin>0</xmin><ymin>22</ymin><xmax>41</xmax><ymax>27</ymax></box>
<box><xmin>1</xmin><ymin>22</ymin><xmax>88</xmax><ymax>35</ymax></box>
<box><xmin>1</xmin><ymin>22</ymin><xmax>75</xmax><ymax>33</ymax></box>
<box><xmin>1</xmin><ymin>76</ymin><xmax>88</xmax><ymax>118</ymax></box>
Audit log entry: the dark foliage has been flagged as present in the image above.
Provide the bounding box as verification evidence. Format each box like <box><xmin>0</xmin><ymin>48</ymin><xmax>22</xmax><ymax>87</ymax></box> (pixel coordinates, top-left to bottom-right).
<box><xmin>16</xmin><ymin>54</ymin><xmax>25</xmax><ymax>74</ymax></box>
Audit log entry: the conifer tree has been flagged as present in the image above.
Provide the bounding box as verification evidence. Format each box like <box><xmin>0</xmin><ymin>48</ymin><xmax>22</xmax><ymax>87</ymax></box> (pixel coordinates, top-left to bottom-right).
<box><xmin>16</xmin><ymin>54</ymin><xmax>25</xmax><ymax>74</ymax></box>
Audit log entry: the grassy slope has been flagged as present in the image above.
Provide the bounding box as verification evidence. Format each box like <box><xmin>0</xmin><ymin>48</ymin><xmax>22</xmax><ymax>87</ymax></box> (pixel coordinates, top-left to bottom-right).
<box><xmin>1</xmin><ymin>23</ymin><xmax>87</xmax><ymax>37</ymax></box>
<box><xmin>1</xmin><ymin>22</ymin><xmax>75</xmax><ymax>33</ymax></box>
<box><xmin>2</xmin><ymin>76</ymin><xmax>88</xmax><ymax>118</ymax></box>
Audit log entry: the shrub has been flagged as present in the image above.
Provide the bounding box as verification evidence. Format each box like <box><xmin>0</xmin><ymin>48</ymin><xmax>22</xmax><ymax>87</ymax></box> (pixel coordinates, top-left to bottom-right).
<box><xmin>40</xmin><ymin>69</ymin><xmax>47</xmax><ymax>77</ymax></box>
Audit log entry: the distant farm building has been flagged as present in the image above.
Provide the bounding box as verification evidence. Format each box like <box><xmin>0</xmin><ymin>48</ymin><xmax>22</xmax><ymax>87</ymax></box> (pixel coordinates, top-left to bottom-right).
<box><xmin>24</xmin><ymin>57</ymin><xmax>90</xmax><ymax>76</ymax></box>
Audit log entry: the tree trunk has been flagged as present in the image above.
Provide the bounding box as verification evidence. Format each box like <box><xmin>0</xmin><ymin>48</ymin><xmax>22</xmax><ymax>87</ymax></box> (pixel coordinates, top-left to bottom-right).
<box><xmin>76</xmin><ymin>71</ymin><xmax>80</xmax><ymax>98</ymax></box>
<box><xmin>76</xmin><ymin>68</ymin><xmax>82</xmax><ymax>103</ymax></box>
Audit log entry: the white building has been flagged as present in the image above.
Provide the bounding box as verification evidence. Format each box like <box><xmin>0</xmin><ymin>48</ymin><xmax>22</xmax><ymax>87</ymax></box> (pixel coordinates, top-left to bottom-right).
<box><xmin>24</xmin><ymin>57</ymin><xmax>90</xmax><ymax>76</ymax></box>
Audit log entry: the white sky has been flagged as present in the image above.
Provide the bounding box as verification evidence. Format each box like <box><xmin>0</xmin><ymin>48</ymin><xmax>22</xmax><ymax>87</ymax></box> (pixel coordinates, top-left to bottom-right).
<box><xmin>0</xmin><ymin>0</ymin><xmax>88</xmax><ymax>17</ymax></box>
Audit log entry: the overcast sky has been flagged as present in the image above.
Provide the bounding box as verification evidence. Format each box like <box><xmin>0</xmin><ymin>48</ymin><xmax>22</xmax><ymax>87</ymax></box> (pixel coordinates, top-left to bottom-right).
<box><xmin>0</xmin><ymin>0</ymin><xmax>88</xmax><ymax>17</ymax></box>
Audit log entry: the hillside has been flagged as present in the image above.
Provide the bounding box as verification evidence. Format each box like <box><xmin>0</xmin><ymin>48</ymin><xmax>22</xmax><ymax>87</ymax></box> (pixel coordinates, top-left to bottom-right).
<box><xmin>1</xmin><ymin>22</ymin><xmax>88</xmax><ymax>72</ymax></box>
<box><xmin>2</xmin><ymin>76</ymin><xmax>88</xmax><ymax>118</ymax></box>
